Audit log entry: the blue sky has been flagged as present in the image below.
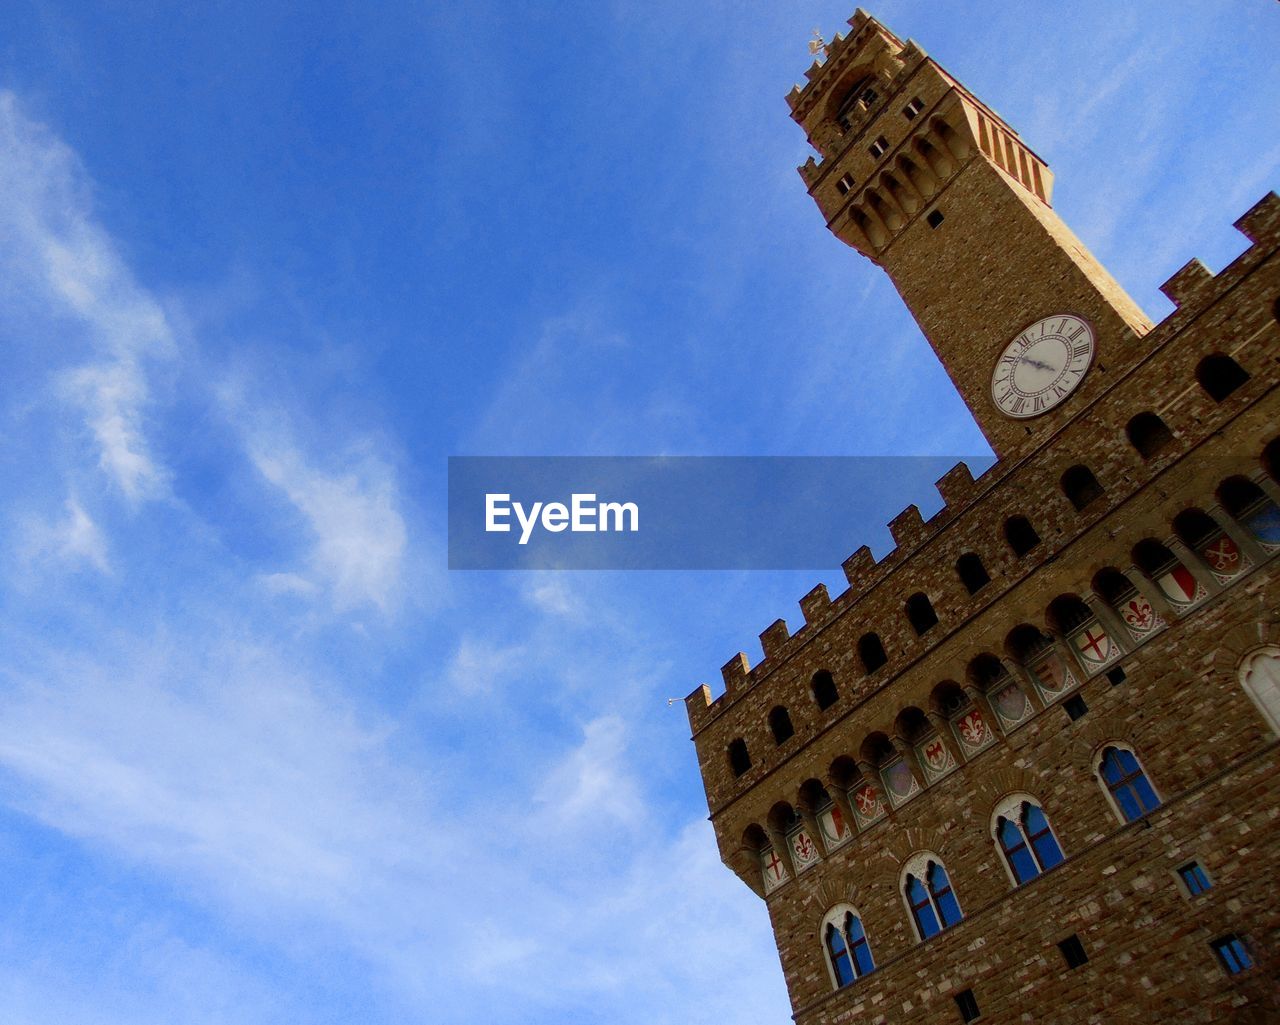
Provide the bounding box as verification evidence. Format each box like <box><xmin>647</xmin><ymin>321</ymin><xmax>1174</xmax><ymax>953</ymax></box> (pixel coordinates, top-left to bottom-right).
<box><xmin>0</xmin><ymin>2</ymin><xmax>1276</xmax><ymax>1023</ymax></box>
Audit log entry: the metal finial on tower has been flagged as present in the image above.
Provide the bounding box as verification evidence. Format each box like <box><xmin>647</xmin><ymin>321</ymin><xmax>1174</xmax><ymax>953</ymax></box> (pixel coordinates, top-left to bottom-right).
<box><xmin>808</xmin><ymin>28</ymin><xmax>828</xmax><ymax>62</ymax></box>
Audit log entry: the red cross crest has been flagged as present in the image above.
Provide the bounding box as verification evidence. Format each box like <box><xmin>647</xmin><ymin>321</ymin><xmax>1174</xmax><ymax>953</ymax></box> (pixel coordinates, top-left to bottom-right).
<box><xmin>1122</xmin><ymin>595</ymin><xmax>1155</xmax><ymax>631</ymax></box>
<box><xmin>1202</xmin><ymin>535</ymin><xmax>1241</xmax><ymax>574</ymax></box>
<box><xmin>1075</xmin><ymin>625</ymin><xmax>1112</xmax><ymax>663</ymax></box>
<box><xmin>958</xmin><ymin>709</ymin><xmax>986</xmax><ymax>747</ymax></box>
<box><xmin>764</xmin><ymin>849</ymin><xmax>784</xmax><ymax>881</ymax></box>
<box><xmin>855</xmin><ymin>785</ymin><xmax>879</xmax><ymax>817</ymax></box>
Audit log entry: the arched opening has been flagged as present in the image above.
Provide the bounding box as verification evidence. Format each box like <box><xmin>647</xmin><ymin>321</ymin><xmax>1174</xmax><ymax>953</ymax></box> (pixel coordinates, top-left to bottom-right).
<box><xmin>1046</xmin><ymin>593</ymin><xmax>1094</xmax><ymax>635</ymax></box>
<box><xmin>1126</xmin><ymin>411</ymin><xmax>1174</xmax><ymax>459</ymax></box>
<box><xmin>1092</xmin><ymin>567</ymin><xmax>1135</xmax><ymax>606</ymax></box>
<box><xmin>833</xmin><ymin>74</ymin><xmax>879</xmax><ymax>132</ymax></box>
<box><xmin>930</xmin><ymin>680</ymin><xmax>969</xmax><ymax>719</ymax></box>
<box><xmin>1239</xmin><ymin>647</ymin><xmax>1280</xmax><ymax>736</ymax></box>
<box><xmin>858</xmin><ymin>632</ymin><xmax>888</xmax><ymax>673</ymax></box>
<box><xmin>1004</xmin><ymin>515</ymin><xmax>1041</xmax><ymax>557</ymax></box>
<box><xmin>1005</xmin><ymin>623</ymin><xmax>1054</xmax><ymax>665</ymax></box>
<box><xmin>1196</xmin><ymin>353</ymin><xmax>1249</xmax><ymax>402</ymax></box>
<box><xmin>859</xmin><ymin>732</ymin><xmax>895</xmax><ymax>767</ymax></box>
<box><xmin>967</xmin><ymin>652</ymin><xmax>1009</xmax><ymax>690</ymax></box>
<box><xmin>956</xmin><ymin>552</ymin><xmax>990</xmax><ymax>594</ymax></box>
<box><xmin>1172</xmin><ymin>506</ymin><xmax>1225</xmax><ymax>552</ymax></box>
<box><xmin>1218</xmin><ymin>475</ymin><xmax>1280</xmax><ymax>547</ymax></box>
<box><xmin>895</xmin><ymin>706</ymin><xmax>932</xmax><ymax>745</ymax></box>
<box><xmin>1061</xmin><ymin>464</ymin><xmax>1104</xmax><ymax>511</ymax></box>
<box><xmin>1264</xmin><ymin>437</ymin><xmax>1280</xmax><ymax>484</ymax></box>
<box><xmin>769</xmin><ymin>706</ymin><xmax>795</xmax><ymax>745</ymax></box>
<box><xmin>811</xmin><ymin>670</ymin><xmax>839</xmax><ymax>710</ymax></box>
<box><xmin>905</xmin><ymin>592</ymin><xmax>939</xmax><ymax>635</ymax></box>
<box><xmin>728</xmin><ymin>738</ymin><xmax>751</xmax><ymax>777</ymax></box>
<box><xmin>829</xmin><ymin>754</ymin><xmax>860</xmax><ymax>791</ymax></box>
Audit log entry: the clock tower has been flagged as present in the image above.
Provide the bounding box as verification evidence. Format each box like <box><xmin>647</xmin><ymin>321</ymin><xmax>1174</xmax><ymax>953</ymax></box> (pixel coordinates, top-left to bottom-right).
<box><xmin>789</xmin><ymin>11</ymin><xmax>1153</xmax><ymax>458</ymax></box>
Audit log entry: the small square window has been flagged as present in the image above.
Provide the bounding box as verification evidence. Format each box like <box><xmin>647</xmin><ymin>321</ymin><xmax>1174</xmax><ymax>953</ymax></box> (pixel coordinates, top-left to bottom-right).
<box><xmin>954</xmin><ymin>988</ymin><xmax>981</xmax><ymax>1023</ymax></box>
<box><xmin>837</xmin><ymin>173</ymin><xmax>855</xmax><ymax>195</ymax></box>
<box><xmin>1063</xmin><ymin>695</ymin><xmax>1088</xmax><ymax>721</ymax></box>
<box><xmin>926</xmin><ymin>209</ymin><xmax>944</xmax><ymax>229</ymax></box>
<box><xmin>1211</xmin><ymin>934</ymin><xmax>1253</xmax><ymax>975</ymax></box>
<box><xmin>903</xmin><ymin>96</ymin><xmax>925</xmax><ymax>119</ymax></box>
<box><xmin>1178</xmin><ymin>861</ymin><xmax>1212</xmax><ymax>897</ymax></box>
<box><xmin>868</xmin><ymin>136</ymin><xmax>888</xmax><ymax>159</ymax></box>
<box><xmin>1107</xmin><ymin>666</ymin><xmax>1127</xmax><ymax>686</ymax></box>
<box><xmin>1058</xmin><ymin>934</ymin><xmax>1088</xmax><ymax>969</ymax></box>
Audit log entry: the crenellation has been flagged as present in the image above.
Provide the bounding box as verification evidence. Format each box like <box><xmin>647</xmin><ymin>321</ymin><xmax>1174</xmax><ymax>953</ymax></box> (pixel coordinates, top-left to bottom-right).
<box><xmin>1232</xmin><ymin>190</ymin><xmax>1280</xmax><ymax>245</ymax></box>
<box><xmin>760</xmin><ymin>618</ymin><xmax>792</xmax><ymax>659</ymax></box>
<box><xmin>935</xmin><ymin>461</ymin><xmax>978</xmax><ymax>507</ymax></box>
<box><xmin>1159</xmin><ymin>258</ymin><xmax>1215</xmax><ymax>309</ymax></box>
<box><xmin>888</xmin><ymin>504</ymin><xmax>926</xmax><ymax>549</ymax></box>
<box><xmin>721</xmin><ymin>651</ymin><xmax>751</xmax><ymax>693</ymax></box>
<box><xmin>842</xmin><ymin>545</ymin><xmax>877</xmax><ymax>588</ymax></box>
<box><xmin>800</xmin><ymin>583</ymin><xmax>833</xmax><ymax>626</ymax></box>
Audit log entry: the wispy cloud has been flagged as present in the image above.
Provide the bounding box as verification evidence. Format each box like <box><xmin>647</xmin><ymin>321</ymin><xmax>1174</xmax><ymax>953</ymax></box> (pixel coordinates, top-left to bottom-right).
<box><xmin>17</xmin><ymin>497</ymin><xmax>110</xmax><ymax>575</ymax></box>
<box><xmin>248</xmin><ymin>432</ymin><xmax>408</xmax><ymax>614</ymax></box>
<box><xmin>0</xmin><ymin>91</ymin><xmax>173</xmax><ymax>502</ymax></box>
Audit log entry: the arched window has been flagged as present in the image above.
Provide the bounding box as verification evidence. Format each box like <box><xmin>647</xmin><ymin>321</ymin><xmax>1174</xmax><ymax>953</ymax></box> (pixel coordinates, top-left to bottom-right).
<box><xmin>1196</xmin><ymin>353</ymin><xmax>1249</xmax><ymax>402</ymax></box>
<box><xmin>769</xmin><ymin>706</ymin><xmax>795</xmax><ymax>745</ymax></box>
<box><xmin>993</xmin><ymin>795</ymin><xmax>1064</xmax><ymax>885</ymax></box>
<box><xmin>821</xmin><ymin>905</ymin><xmax>875</xmax><ymax>988</ymax></box>
<box><xmin>1096</xmin><ymin>745</ymin><xmax>1160</xmax><ymax>822</ymax></box>
<box><xmin>903</xmin><ymin>856</ymin><xmax>963</xmax><ymax>940</ymax></box>
<box><xmin>728</xmin><ymin>738</ymin><xmax>751</xmax><ymax>777</ymax></box>
<box><xmin>1061</xmin><ymin>465</ymin><xmax>1104</xmax><ymax>512</ymax></box>
<box><xmin>811</xmin><ymin>670</ymin><xmax>839</xmax><ymax>710</ymax></box>
<box><xmin>835</xmin><ymin>75</ymin><xmax>879</xmax><ymax>131</ymax></box>
<box><xmin>1265</xmin><ymin>437</ymin><xmax>1280</xmax><ymax>485</ymax></box>
<box><xmin>1239</xmin><ymin>647</ymin><xmax>1280</xmax><ymax>736</ymax></box>
<box><xmin>905</xmin><ymin>592</ymin><xmax>938</xmax><ymax>635</ymax></box>
<box><xmin>1005</xmin><ymin>515</ymin><xmax>1041</xmax><ymax>557</ymax></box>
<box><xmin>1126</xmin><ymin>412</ymin><xmax>1173</xmax><ymax>459</ymax></box>
<box><xmin>1218</xmin><ymin>476</ymin><xmax>1280</xmax><ymax>548</ymax></box>
<box><xmin>956</xmin><ymin>552</ymin><xmax>990</xmax><ymax>594</ymax></box>
<box><xmin>858</xmin><ymin>632</ymin><xmax>888</xmax><ymax>673</ymax></box>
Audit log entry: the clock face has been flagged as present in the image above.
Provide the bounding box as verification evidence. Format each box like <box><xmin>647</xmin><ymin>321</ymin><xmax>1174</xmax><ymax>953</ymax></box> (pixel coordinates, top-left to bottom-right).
<box><xmin>990</xmin><ymin>313</ymin><xmax>1095</xmax><ymax>419</ymax></box>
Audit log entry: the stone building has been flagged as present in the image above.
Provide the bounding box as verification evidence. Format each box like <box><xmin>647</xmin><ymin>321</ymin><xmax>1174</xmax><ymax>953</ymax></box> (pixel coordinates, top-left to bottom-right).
<box><xmin>684</xmin><ymin>10</ymin><xmax>1280</xmax><ymax>1023</ymax></box>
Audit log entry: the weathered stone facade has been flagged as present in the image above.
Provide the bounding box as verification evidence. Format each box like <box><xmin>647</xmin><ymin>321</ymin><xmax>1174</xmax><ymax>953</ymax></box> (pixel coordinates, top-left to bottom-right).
<box><xmin>686</xmin><ymin>10</ymin><xmax>1280</xmax><ymax>1023</ymax></box>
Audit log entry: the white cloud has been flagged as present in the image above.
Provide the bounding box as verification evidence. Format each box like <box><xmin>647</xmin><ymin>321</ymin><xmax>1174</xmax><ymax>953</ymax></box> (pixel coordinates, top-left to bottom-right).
<box><xmin>0</xmin><ymin>92</ymin><xmax>173</xmax><ymax>502</ymax></box>
<box><xmin>523</xmin><ymin>575</ymin><xmax>584</xmax><ymax>619</ymax></box>
<box><xmin>534</xmin><ymin>715</ymin><xmax>644</xmax><ymax>828</ymax></box>
<box><xmin>19</xmin><ymin>497</ymin><xmax>110</xmax><ymax>575</ymax></box>
<box><xmin>444</xmin><ymin>634</ymin><xmax>526</xmax><ymax>697</ymax></box>
<box><xmin>249</xmin><ymin>435</ymin><xmax>408</xmax><ymax>614</ymax></box>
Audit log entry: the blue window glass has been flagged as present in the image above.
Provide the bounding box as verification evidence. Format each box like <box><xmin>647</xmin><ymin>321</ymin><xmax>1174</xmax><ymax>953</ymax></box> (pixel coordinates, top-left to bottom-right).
<box><xmin>1024</xmin><ymin>804</ymin><xmax>1064</xmax><ymax>870</ymax></box>
<box><xmin>1211</xmin><ymin>935</ymin><xmax>1253</xmax><ymax>975</ymax></box>
<box><xmin>845</xmin><ymin>914</ymin><xmax>875</xmax><ymax>977</ymax></box>
<box><xmin>998</xmin><ymin>817</ymin><xmax>1039</xmax><ymax>883</ymax></box>
<box><xmin>906</xmin><ymin>874</ymin><xmax>941</xmax><ymax>939</ymax></box>
<box><xmin>826</xmin><ymin>923</ymin><xmax>854</xmax><ymax>986</ymax></box>
<box><xmin>1101</xmin><ymin>747</ymin><xmax>1160</xmax><ymax>821</ymax></box>
<box><xmin>1179</xmin><ymin>862</ymin><xmax>1211</xmax><ymax>896</ymax></box>
<box><xmin>928</xmin><ymin>863</ymin><xmax>963</xmax><ymax>928</ymax></box>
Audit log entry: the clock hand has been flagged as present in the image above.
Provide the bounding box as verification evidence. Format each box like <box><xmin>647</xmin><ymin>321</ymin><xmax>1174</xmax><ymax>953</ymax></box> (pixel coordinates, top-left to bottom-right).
<box><xmin>1023</xmin><ymin>357</ymin><xmax>1055</xmax><ymax>371</ymax></box>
